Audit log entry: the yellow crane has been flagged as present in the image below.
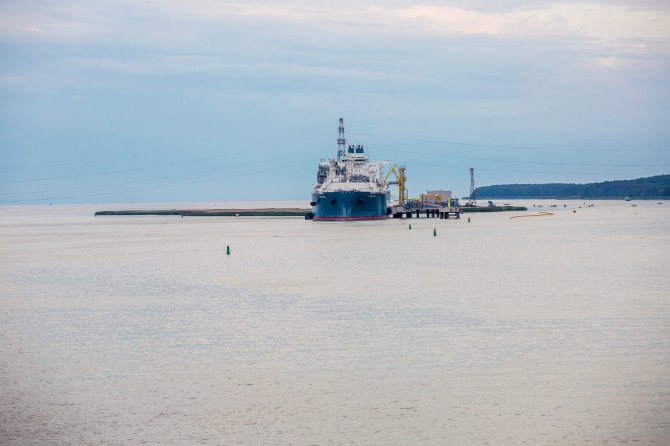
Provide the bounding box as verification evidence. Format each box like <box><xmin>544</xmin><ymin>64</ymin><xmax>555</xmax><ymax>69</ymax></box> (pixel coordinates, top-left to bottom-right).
<box><xmin>420</xmin><ymin>193</ymin><xmax>442</xmax><ymax>207</ymax></box>
<box><xmin>383</xmin><ymin>164</ymin><xmax>407</xmax><ymax>207</ymax></box>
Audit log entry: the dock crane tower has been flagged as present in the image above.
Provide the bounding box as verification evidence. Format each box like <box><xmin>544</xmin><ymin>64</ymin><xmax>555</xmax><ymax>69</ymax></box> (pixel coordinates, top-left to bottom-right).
<box><xmin>383</xmin><ymin>164</ymin><xmax>407</xmax><ymax>207</ymax></box>
<box><xmin>468</xmin><ymin>167</ymin><xmax>477</xmax><ymax>206</ymax></box>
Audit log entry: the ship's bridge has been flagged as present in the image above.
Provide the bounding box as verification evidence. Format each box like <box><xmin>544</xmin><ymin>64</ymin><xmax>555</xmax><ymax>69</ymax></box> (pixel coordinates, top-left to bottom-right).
<box><xmin>344</xmin><ymin>144</ymin><xmax>368</xmax><ymax>160</ymax></box>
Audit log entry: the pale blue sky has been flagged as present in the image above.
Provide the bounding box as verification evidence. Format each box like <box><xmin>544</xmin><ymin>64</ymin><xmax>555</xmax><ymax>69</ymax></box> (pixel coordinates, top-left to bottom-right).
<box><xmin>1</xmin><ymin>0</ymin><xmax>669</xmax><ymax>203</ymax></box>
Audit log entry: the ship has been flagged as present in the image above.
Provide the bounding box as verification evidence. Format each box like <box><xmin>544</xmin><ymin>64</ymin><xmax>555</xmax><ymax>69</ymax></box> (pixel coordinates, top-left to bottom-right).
<box><xmin>310</xmin><ymin>119</ymin><xmax>390</xmax><ymax>221</ymax></box>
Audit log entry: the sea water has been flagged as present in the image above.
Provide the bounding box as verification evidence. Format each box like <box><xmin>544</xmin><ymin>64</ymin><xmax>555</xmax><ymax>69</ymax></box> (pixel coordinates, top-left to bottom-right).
<box><xmin>1</xmin><ymin>200</ymin><xmax>669</xmax><ymax>445</ymax></box>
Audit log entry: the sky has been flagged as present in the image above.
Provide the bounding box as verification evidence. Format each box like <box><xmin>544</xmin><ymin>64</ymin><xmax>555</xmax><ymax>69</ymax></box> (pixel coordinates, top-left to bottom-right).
<box><xmin>1</xmin><ymin>0</ymin><xmax>669</xmax><ymax>203</ymax></box>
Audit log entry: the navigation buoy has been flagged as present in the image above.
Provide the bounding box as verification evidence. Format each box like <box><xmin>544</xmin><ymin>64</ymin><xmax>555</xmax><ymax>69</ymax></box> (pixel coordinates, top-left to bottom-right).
<box><xmin>226</xmin><ymin>245</ymin><xmax>231</xmax><ymax>255</ymax></box>
<box><xmin>467</xmin><ymin>217</ymin><xmax>471</xmax><ymax>223</ymax></box>
<box><xmin>409</xmin><ymin>224</ymin><xmax>412</xmax><ymax>230</ymax></box>
<box><xmin>433</xmin><ymin>228</ymin><xmax>437</xmax><ymax>237</ymax></box>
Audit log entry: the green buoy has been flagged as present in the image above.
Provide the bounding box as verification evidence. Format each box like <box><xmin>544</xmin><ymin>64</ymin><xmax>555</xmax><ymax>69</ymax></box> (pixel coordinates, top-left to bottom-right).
<box><xmin>409</xmin><ymin>224</ymin><xmax>412</xmax><ymax>230</ymax></box>
<box><xmin>433</xmin><ymin>228</ymin><xmax>437</xmax><ymax>236</ymax></box>
<box><xmin>226</xmin><ymin>245</ymin><xmax>231</xmax><ymax>255</ymax></box>
<box><xmin>468</xmin><ymin>217</ymin><xmax>471</xmax><ymax>223</ymax></box>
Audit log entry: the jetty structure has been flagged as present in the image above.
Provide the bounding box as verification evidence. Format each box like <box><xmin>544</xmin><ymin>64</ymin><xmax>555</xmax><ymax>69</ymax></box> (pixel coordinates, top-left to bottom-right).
<box><xmin>95</xmin><ymin>119</ymin><xmax>526</xmax><ymax>218</ymax></box>
<box><xmin>304</xmin><ymin>119</ymin><xmax>523</xmax><ymax>220</ymax></box>
<box><xmin>383</xmin><ymin>164</ymin><xmax>462</xmax><ymax>219</ymax></box>
<box><xmin>94</xmin><ymin>203</ymin><xmax>525</xmax><ymax>218</ymax></box>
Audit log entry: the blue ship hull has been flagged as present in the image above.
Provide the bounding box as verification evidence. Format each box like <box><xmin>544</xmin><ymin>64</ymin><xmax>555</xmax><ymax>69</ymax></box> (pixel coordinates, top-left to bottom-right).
<box><xmin>312</xmin><ymin>191</ymin><xmax>389</xmax><ymax>221</ymax></box>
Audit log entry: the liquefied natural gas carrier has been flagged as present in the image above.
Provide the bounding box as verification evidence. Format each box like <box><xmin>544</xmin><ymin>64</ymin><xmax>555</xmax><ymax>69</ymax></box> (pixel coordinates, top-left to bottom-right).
<box><xmin>310</xmin><ymin>119</ymin><xmax>390</xmax><ymax>221</ymax></box>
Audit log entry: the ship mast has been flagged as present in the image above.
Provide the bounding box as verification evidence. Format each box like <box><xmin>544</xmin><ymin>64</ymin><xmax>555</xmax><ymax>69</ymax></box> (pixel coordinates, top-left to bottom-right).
<box><xmin>337</xmin><ymin>117</ymin><xmax>345</xmax><ymax>161</ymax></box>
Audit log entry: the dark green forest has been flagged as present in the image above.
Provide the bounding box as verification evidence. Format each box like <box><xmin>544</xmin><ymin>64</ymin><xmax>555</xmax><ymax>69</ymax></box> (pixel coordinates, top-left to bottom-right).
<box><xmin>475</xmin><ymin>175</ymin><xmax>670</xmax><ymax>199</ymax></box>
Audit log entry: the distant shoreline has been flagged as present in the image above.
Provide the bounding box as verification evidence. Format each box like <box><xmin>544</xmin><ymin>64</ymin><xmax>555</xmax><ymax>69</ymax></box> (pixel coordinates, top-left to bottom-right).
<box><xmin>474</xmin><ymin>174</ymin><xmax>669</xmax><ymax>200</ymax></box>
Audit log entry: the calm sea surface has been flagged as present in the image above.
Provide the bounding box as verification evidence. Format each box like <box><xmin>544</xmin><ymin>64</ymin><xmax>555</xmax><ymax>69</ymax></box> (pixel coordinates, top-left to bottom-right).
<box><xmin>1</xmin><ymin>200</ymin><xmax>669</xmax><ymax>445</ymax></box>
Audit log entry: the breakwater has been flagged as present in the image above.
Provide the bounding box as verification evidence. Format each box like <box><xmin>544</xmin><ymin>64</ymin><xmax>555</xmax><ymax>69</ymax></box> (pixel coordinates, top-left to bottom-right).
<box><xmin>95</xmin><ymin>208</ymin><xmax>310</xmax><ymax>217</ymax></box>
<box><xmin>95</xmin><ymin>206</ymin><xmax>526</xmax><ymax>217</ymax></box>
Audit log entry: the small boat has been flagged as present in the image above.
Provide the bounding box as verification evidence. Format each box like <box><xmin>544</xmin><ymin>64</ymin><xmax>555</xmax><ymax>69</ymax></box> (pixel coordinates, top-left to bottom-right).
<box><xmin>624</xmin><ymin>197</ymin><xmax>631</xmax><ymax>201</ymax></box>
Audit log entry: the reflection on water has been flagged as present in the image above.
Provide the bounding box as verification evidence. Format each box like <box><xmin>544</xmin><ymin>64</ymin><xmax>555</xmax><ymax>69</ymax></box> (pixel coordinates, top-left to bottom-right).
<box><xmin>1</xmin><ymin>200</ymin><xmax>669</xmax><ymax>445</ymax></box>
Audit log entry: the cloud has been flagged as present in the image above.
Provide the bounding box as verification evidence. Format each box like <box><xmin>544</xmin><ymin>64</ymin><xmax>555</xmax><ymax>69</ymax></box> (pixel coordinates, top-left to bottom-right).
<box><xmin>2</xmin><ymin>1</ymin><xmax>670</xmax><ymax>44</ymax></box>
<box><xmin>226</xmin><ymin>2</ymin><xmax>670</xmax><ymax>41</ymax></box>
<box><xmin>512</xmin><ymin>4</ymin><xmax>670</xmax><ymax>40</ymax></box>
<box><xmin>386</xmin><ymin>6</ymin><xmax>507</xmax><ymax>34</ymax></box>
<box><xmin>0</xmin><ymin>10</ymin><xmax>105</xmax><ymax>43</ymax></box>
<box><xmin>597</xmin><ymin>56</ymin><xmax>617</xmax><ymax>68</ymax></box>
<box><xmin>2</xmin><ymin>1</ymin><xmax>668</xmax><ymax>96</ymax></box>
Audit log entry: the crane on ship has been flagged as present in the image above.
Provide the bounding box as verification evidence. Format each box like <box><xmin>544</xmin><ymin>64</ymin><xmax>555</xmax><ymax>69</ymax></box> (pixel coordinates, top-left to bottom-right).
<box><xmin>383</xmin><ymin>164</ymin><xmax>407</xmax><ymax>207</ymax></box>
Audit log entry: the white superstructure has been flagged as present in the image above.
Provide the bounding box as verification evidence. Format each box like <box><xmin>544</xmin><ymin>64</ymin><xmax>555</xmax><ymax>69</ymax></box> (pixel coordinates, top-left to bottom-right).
<box><xmin>314</xmin><ymin>144</ymin><xmax>389</xmax><ymax>194</ymax></box>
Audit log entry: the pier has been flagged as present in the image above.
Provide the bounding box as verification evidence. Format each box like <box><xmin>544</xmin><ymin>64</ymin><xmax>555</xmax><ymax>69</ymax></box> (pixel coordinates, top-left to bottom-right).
<box><xmin>390</xmin><ymin>205</ymin><xmax>462</xmax><ymax>219</ymax></box>
<box><xmin>95</xmin><ymin>205</ymin><xmax>526</xmax><ymax>219</ymax></box>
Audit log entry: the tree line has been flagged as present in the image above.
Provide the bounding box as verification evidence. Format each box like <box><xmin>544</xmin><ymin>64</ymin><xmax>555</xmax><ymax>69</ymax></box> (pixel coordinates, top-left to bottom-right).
<box><xmin>475</xmin><ymin>174</ymin><xmax>670</xmax><ymax>199</ymax></box>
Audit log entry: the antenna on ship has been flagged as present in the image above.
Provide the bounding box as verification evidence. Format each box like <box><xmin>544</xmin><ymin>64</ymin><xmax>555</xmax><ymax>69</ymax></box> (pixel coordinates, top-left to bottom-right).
<box><xmin>337</xmin><ymin>117</ymin><xmax>346</xmax><ymax>161</ymax></box>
